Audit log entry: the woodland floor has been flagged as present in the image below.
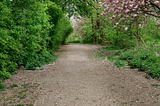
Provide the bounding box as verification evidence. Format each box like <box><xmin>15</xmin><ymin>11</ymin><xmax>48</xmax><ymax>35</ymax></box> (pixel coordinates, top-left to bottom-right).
<box><xmin>0</xmin><ymin>44</ymin><xmax>160</xmax><ymax>106</ymax></box>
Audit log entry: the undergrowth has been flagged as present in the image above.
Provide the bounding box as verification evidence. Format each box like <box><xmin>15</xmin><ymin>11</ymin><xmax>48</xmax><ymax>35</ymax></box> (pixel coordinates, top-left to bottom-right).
<box><xmin>102</xmin><ymin>45</ymin><xmax>121</xmax><ymax>51</ymax></box>
<box><xmin>105</xmin><ymin>45</ymin><xmax>160</xmax><ymax>79</ymax></box>
<box><xmin>68</xmin><ymin>40</ymin><xmax>82</xmax><ymax>43</ymax></box>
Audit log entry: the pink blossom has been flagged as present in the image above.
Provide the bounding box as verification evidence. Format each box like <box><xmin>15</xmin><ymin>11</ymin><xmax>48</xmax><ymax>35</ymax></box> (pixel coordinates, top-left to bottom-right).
<box><xmin>144</xmin><ymin>8</ymin><xmax>147</xmax><ymax>11</ymax></box>
<box><xmin>118</xmin><ymin>7</ymin><xmax>123</xmax><ymax>10</ymax></box>
<box><xmin>118</xmin><ymin>14</ymin><xmax>121</xmax><ymax>17</ymax></box>
<box><xmin>125</xmin><ymin>9</ymin><xmax>130</xmax><ymax>13</ymax></box>
<box><xmin>104</xmin><ymin>18</ymin><xmax>108</xmax><ymax>21</ymax></box>
<box><xmin>112</xmin><ymin>15</ymin><xmax>116</xmax><ymax>18</ymax></box>
<box><xmin>100</xmin><ymin>4</ymin><xmax>103</xmax><ymax>8</ymax></box>
<box><xmin>154</xmin><ymin>1</ymin><xmax>159</xmax><ymax>4</ymax></box>
<box><xmin>125</xmin><ymin>27</ymin><xmax>128</xmax><ymax>30</ymax></box>
<box><xmin>109</xmin><ymin>17</ymin><xmax>112</xmax><ymax>20</ymax></box>
<box><xmin>133</xmin><ymin>14</ymin><xmax>138</xmax><ymax>17</ymax></box>
<box><xmin>115</xmin><ymin>22</ymin><xmax>119</xmax><ymax>25</ymax></box>
<box><xmin>101</xmin><ymin>12</ymin><xmax>104</xmax><ymax>16</ymax></box>
<box><xmin>104</xmin><ymin>5</ymin><xmax>107</xmax><ymax>8</ymax></box>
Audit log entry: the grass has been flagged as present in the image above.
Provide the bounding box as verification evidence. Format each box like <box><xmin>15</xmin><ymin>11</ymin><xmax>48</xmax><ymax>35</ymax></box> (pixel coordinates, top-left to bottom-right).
<box><xmin>7</xmin><ymin>84</ymin><xmax>18</xmax><ymax>89</ymax></box>
<box><xmin>151</xmin><ymin>84</ymin><xmax>160</xmax><ymax>87</ymax></box>
<box><xmin>95</xmin><ymin>51</ymin><xmax>105</xmax><ymax>60</ymax></box>
<box><xmin>21</xmin><ymin>83</ymin><xmax>30</xmax><ymax>88</ymax></box>
<box><xmin>114</xmin><ymin>60</ymin><xmax>126</xmax><ymax>67</ymax></box>
<box><xmin>1</xmin><ymin>82</ymin><xmax>40</xmax><ymax>106</ymax></box>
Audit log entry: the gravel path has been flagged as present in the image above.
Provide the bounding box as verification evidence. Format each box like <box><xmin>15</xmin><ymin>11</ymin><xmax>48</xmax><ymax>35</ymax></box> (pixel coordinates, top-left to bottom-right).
<box><xmin>1</xmin><ymin>44</ymin><xmax>160</xmax><ymax>106</ymax></box>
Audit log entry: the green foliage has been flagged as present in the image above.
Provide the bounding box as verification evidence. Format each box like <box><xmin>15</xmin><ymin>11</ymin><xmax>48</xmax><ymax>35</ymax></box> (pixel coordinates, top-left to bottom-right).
<box><xmin>102</xmin><ymin>46</ymin><xmax>121</xmax><ymax>51</ymax></box>
<box><xmin>141</xmin><ymin>17</ymin><xmax>160</xmax><ymax>45</ymax></box>
<box><xmin>151</xmin><ymin>84</ymin><xmax>160</xmax><ymax>87</ymax></box>
<box><xmin>114</xmin><ymin>60</ymin><xmax>126</xmax><ymax>67</ymax></box>
<box><xmin>119</xmin><ymin>50</ymin><xmax>135</xmax><ymax>60</ymax></box>
<box><xmin>0</xmin><ymin>0</ymin><xmax>72</xmax><ymax>82</ymax></box>
<box><xmin>0</xmin><ymin>83</ymin><xmax>5</xmax><ymax>91</ymax></box>
<box><xmin>106</xmin><ymin>45</ymin><xmax>160</xmax><ymax>79</ymax></box>
<box><xmin>47</xmin><ymin>2</ymin><xmax>73</xmax><ymax>49</ymax></box>
<box><xmin>118</xmin><ymin>46</ymin><xmax>160</xmax><ymax>79</ymax></box>
<box><xmin>107</xmin><ymin>55</ymin><xmax>117</xmax><ymax>62</ymax></box>
<box><xmin>81</xmin><ymin>20</ymin><xmax>93</xmax><ymax>43</ymax></box>
<box><xmin>6</xmin><ymin>84</ymin><xmax>18</xmax><ymax>89</ymax></box>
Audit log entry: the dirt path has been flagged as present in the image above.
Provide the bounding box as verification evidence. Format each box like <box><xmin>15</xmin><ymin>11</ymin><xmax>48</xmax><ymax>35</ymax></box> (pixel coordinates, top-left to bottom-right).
<box><xmin>1</xmin><ymin>44</ymin><xmax>160</xmax><ymax>106</ymax></box>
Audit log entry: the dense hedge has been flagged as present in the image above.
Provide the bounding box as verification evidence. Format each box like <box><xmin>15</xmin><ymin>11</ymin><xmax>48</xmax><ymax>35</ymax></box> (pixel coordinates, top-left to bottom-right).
<box><xmin>0</xmin><ymin>0</ymin><xmax>73</xmax><ymax>83</ymax></box>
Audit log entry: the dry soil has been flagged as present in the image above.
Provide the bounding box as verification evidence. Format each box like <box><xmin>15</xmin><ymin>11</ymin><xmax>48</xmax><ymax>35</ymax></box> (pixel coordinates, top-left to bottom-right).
<box><xmin>1</xmin><ymin>44</ymin><xmax>160</xmax><ymax>106</ymax></box>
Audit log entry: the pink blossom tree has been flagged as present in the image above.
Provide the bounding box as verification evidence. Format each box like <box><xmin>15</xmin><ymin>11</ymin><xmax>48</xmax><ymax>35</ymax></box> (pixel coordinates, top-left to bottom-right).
<box><xmin>100</xmin><ymin>0</ymin><xmax>160</xmax><ymax>45</ymax></box>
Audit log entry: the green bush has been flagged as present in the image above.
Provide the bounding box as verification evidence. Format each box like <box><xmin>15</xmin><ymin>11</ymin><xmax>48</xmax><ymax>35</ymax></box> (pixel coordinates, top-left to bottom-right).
<box><xmin>0</xmin><ymin>0</ymin><xmax>72</xmax><ymax>83</ymax></box>
<box><xmin>118</xmin><ymin>46</ymin><xmax>160</xmax><ymax>79</ymax></box>
<box><xmin>47</xmin><ymin>2</ymin><xmax>73</xmax><ymax>49</ymax></box>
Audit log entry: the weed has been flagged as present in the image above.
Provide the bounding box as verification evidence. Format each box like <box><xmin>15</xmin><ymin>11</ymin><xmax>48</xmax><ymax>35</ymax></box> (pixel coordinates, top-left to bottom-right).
<box><xmin>145</xmin><ymin>75</ymin><xmax>151</xmax><ymax>79</ymax></box>
<box><xmin>18</xmin><ymin>89</ymin><xmax>29</xmax><ymax>94</ymax></box>
<box><xmin>17</xmin><ymin>94</ymin><xmax>26</xmax><ymax>99</ymax></box>
<box><xmin>17</xmin><ymin>104</ymin><xmax>24</xmax><ymax>106</ymax></box>
<box><xmin>151</xmin><ymin>84</ymin><xmax>160</xmax><ymax>87</ymax></box>
<box><xmin>26</xmin><ymin>104</ymin><xmax>33</xmax><ymax>106</ymax></box>
<box><xmin>122</xmin><ymin>102</ymin><xmax>128</xmax><ymax>104</ymax></box>
<box><xmin>114</xmin><ymin>60</ymin><xmax>126</xmax><ymax>67</ymax></box>
<box><xmin>120</xmin><ymin>86</ymin><xmax>124</xmax><ymax>88</ymax></box>
<box><xmin>0</xmin><ymin>83</ymin><xmax>5</xmax><ymax>91</ymax></box>
<box><xmin>107</xmin><ymin>55</ymin><xmax>117</xmax><ymax>62</ymax></box>
<box><xmin>155</xmin><ymin>94</ymin><xmax>160</xmax><ymax>96</ymax></box>
<box><xmin>21</xmin><ymin>83</ymin><xmax>30</xmax><ymax>88</ymax></box>
<box><xmin>7</xmin><ymin>84</ymin><xmax>18</xmax><ymax>89</ymax></box>
<box><xmin>96</xmin><ymin>52</ymin><xmax>105</xmax><ymax>60</ymax></box>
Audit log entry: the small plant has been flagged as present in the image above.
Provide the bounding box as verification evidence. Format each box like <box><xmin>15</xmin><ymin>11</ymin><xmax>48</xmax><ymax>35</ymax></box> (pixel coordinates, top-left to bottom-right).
<box><xmin>21</xmin><ymin>83</ymin><xmax>30</xmax><ymax>88</ymax></box>
<box><xmin>26</xmin><ymin>104</ymin><xmax>33</xmax><ymax>106</ymax></box>
<box><xmin>7</xmin><ymin>84</ymin><xmax>18</xmax><ymax>89</ymax></box>
<box><xmin>0</xmin><ymin>83</ymin><xmax>5</xmax><ymax>91</ymax></box>
<box><xmin>96</xmin><ymin>51</ymin><xmax>105</xmax><ymax>60</ymax></box>
<box><xmin>114</xmin><ymin>60</ymin><xmax>126</xmax><ymax>67</ymax></box>
<box><xmin>151</xmin><ymin>84</ymin><xmax>160</xmax><ymax>87</ymax></box>
<box><xmin>155</xmin><ymin>94</ymin><xmax>160</xmax><ymax>96</ymax></box>
<box><xmin>107</xmin><ymin>55</ymin><xmax>117</xmax><ymax>62</ymax></box>
<box><xmin>17</xmin><ymin>104</ymin><xmax>24</xmax><ymax>106</ymax></box>
<box><xmin>17</xmin><ymin>94</ymin><xmax>27</xmax><ymax>99</ymax></box>
<box><xmin>145</xmin><ymin>75</ymin><xmax>151</xmax><ymax>79</ymax></box>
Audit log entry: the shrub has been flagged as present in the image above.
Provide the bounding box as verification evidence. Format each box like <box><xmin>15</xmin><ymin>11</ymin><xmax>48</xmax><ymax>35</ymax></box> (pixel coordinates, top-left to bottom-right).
<box><xmin>0</xmin><ymin>0</ymin><xmax>72</xmax><ymax>83</ymax></box>
<box><xmin>118</xmin><ymin>46</ymin><xmax>160</xmax><ymax>79</ymax></box>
